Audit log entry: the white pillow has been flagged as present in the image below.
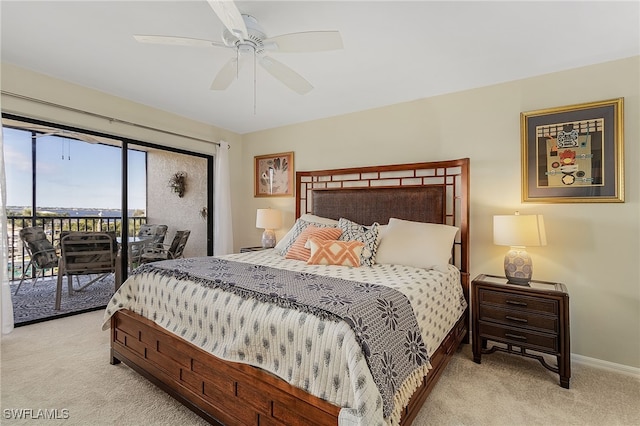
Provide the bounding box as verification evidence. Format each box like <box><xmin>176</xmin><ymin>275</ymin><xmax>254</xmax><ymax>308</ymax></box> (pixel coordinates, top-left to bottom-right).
<box><xmin>375</xmin><ymin>218</ymin><xmax>459</xmax><ymax>271</ymax></box>
<box><xmin>274</xmin><ymin>214</ymin><xmax>339</xmax><ymax>254</ymax></box>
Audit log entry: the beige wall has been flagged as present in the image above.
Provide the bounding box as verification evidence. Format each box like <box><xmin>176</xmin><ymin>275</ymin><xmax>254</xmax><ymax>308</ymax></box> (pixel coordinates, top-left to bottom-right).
<box><xmin>241</xmin><ymin>56</ymin><xmax>640</xmax><ymax>368</ymax></box>
<box><xmin>146</xmin><ymin>150</ymin><xmax>207</xmax><ymax>258</ymax></box>
<box><xmin>2</xmin><ymin>57</ymin><xmax>638</xmax><ymax>368</ymax></box>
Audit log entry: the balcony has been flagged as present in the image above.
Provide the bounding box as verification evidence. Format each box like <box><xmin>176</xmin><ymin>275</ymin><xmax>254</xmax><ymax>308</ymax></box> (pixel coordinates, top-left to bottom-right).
<box><xmin>3</xmin><ymin>118</ymin><xmax>211</xmax><ymax>326</ymax></box>
<box><xmin>7</xmin><ymin>215</ymin><xmax>147</xmax><ymax>282</ymax></box>
<box><xmin>4</xmin><ymin>119</ymin><xmax>211</xmax><ymax>284</ymax></box>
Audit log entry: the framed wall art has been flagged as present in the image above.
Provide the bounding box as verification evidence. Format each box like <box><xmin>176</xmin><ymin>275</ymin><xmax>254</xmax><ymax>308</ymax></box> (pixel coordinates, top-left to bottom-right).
<box><xmin>254</xmin><ymin>151</ymin><xmax>294</xmax><ymax>197</ymax></box>
<box><xmin>521</xmin><ymin>98</ymin><xmax>624</xmax><ymax>203</ymax></box>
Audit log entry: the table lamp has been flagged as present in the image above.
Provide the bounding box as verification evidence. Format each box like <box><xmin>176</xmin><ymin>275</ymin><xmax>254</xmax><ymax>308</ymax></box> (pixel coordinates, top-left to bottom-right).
<box><xmin>493</xmin><ymin>212</ymin><xmax>547</xmax><ymax>285</ymax></box>
<box><xmin>256</xmin><ymin>208</ymin><xmax>282</xmax><ymax>248</ymax></box>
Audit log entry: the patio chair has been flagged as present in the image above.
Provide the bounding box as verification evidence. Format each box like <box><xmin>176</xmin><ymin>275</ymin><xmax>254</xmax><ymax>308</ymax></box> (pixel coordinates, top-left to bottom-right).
<box><xmin>55</xmin><ymin>231</ymin><xmax>118</xmax><ymax>310</ymax></box>
<box><xmin>128</xmin><ymin>224</ymin><xmax>168</xmax><ymax>270</ymax></box>
<box><xmin>140</xmin><ymin>230</ymin><xmax>190</xmax><ymax>264</ymax></box>
<box><xmin>14</xmin><ymin>226</ymin><xmax>60</xmax><ymax>295</ymax></box>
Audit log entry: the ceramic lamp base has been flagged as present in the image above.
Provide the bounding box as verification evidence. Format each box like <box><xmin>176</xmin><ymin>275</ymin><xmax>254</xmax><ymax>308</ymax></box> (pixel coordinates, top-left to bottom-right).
<box><xmin>504</xmin><ymin>247</ymin><xmax>533</xmax><ymax>285</ymax></box>
<box><xmin>261</xmin><ymin>229</ymin><xmax>276</xmax><ymax>248</ymax></box>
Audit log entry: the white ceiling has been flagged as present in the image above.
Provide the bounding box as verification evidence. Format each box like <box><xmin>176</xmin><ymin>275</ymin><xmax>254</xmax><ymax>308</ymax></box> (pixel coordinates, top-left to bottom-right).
<box><xmin>2</xmin><ymin>1</ymin><xmax>639</xmax><ymax>135</ymax></box>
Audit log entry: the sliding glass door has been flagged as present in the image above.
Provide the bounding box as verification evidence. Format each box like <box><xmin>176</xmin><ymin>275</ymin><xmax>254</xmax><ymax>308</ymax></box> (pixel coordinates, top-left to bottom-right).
<box><xmin>3</xmin><ymin>114</ymin><xmax>212</xmax><ymax>282</ymax></box>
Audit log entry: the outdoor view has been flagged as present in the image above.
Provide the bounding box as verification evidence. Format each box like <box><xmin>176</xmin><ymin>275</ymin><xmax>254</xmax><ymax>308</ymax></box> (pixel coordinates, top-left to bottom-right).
<box><xmin>4</xmin><ymin>124</ymin><xmax>147</xmax><ymax>280</ymax></box>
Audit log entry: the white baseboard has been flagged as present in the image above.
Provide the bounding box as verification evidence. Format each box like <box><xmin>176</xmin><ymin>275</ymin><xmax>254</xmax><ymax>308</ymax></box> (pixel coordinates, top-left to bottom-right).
<box><xmin>572</xmin><ymin>353</ymin><xmax>640</xmax><ymax>378</ymax></box>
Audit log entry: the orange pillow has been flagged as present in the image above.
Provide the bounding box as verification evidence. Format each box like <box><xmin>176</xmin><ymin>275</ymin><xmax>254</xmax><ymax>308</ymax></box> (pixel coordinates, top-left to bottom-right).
<box><xmin>307</xmin><ymin>238</ymin><xmax>365</xmax><ymax>267</ymax></box>
<box><xmin>285</xmin><ymin>226</ymin><xmax>342</xmax><ymax>261</ymax></box>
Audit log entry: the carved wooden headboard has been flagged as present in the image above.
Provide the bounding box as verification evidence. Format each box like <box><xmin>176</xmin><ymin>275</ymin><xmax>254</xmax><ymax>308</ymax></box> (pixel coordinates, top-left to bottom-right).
<box><xmin>295</xmin><ymin>159</ymin><xmax>470</xmax><ymax>285</ymax></box>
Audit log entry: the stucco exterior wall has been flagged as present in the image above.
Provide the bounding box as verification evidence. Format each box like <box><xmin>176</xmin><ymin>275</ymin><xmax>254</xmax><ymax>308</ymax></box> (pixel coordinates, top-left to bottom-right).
<box><xmin>146</xmin><ymin>150</ymin><xmax>207</xmax><ymax>258</ymax></box>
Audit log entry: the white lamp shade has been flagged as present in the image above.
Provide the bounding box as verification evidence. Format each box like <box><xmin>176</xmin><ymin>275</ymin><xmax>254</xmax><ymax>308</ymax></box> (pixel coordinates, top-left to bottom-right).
<box><xmin>493</xmin><ymin>214</ymin><xmax>547</xmax><ymax>247</ymax></box>
<box><xmin>256</xmin><ymin>208</ymin><xmax>282</xmax><ymax>230</ymax></box>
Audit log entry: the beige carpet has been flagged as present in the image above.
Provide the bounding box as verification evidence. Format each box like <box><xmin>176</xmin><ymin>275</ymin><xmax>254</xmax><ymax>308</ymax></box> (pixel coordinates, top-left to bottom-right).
<box><xmin>1</xmin><ymin>310</ymin><xmax>639</xmax><ymax>425</ymax></box>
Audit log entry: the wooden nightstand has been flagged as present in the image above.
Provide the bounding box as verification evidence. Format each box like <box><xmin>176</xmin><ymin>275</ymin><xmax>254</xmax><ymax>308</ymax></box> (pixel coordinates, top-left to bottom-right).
<box><xmin>472</xmin><ymin>274</ymin><xmax>571</xmax><ymax>388</ymax></box>
<box><xmin>240</xmin><ymin>246</ymin><xmax>268</xmax><ymax>253</ymax></box>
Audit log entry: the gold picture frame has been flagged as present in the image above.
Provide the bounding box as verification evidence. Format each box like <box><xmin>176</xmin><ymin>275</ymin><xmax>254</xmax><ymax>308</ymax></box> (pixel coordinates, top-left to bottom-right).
<box><xmin>521</xmin><ymin>98</ymin><xmax>624</xmax><ymax>203</ymax></box>
<box><xmin>254</xmin><ymin>151</ymin><xmax>294</xmax><ymax>197</ymax></box>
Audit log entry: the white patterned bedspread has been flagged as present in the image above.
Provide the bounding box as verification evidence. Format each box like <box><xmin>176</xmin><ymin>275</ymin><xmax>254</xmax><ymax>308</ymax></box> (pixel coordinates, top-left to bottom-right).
<box><xmin>102</xmin><ymin>249</ymin><xmax>467</xmax><ymax>426</ymax></box>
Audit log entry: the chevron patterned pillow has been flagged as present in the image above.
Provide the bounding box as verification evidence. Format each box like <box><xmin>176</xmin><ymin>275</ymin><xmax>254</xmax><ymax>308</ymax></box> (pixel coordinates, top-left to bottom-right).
<box><xmin>307</xmin><ymin>238</ymin><xmax>365</xmax><ymax>267</ymax></box>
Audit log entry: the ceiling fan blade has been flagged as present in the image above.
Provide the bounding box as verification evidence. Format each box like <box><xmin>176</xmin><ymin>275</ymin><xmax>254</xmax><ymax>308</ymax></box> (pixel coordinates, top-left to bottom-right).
<box><xmin>264</xmin><ymin>31</ymin><xmax>343</xmax><ymax>53</ymax></box>
<box><xmin>211</xmin><ymin>56</ymin><xmax>245</xmax><ymax>90</ymax></box>
<box><xmin>206</xmin><ymin>0</ymin><xmax>248</xmax><ymax>41</ymax></box>
<box><xmin>133</xmin><ymin>35</ymin><xmax>226</xmax><ymax>48</ymax></box>
<box><xmin>259</xmin><ymin>56</ymin><xmax>313</xmax><ymax>95</ymax></box>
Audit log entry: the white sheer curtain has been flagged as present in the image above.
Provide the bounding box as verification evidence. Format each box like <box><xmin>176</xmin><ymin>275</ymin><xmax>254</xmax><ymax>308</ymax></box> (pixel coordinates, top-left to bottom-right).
<box><xmin>1</xmin><ymin>125</ymin><xmax>15</xmax><ymax>334</ymax></box>
<box><xmin>213</xmin><ymin>140</ymin><xmax>234</xmax><ymax>255</ymax></box>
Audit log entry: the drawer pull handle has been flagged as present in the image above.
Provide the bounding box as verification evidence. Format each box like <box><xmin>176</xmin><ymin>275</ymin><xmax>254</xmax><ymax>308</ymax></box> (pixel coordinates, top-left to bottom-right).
<box><xmin>505</xmin><ymin>333</ymin><xmax>527</xmax><ymax>341</ymax></box>
<box><xmin>505</xmin><ymin>300</ymin><xmax>527</xmax><ymax>307</ymax></box>
<box><xmin>505</xmin><ymin>315</ymin><xmax>528</xmax><ymax>323</ymax></box>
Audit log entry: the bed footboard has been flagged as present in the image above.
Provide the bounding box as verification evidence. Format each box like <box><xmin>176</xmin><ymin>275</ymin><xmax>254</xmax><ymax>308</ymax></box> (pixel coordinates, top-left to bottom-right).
<box><xmin>110</xmin><ymin>308</ymin><xmax>467</xmax><ymax>426</ymax></box>
<box><xmin>110</xmin><ymin>309</ymin><xmax>341</xmax><ymax>425</ymax></box>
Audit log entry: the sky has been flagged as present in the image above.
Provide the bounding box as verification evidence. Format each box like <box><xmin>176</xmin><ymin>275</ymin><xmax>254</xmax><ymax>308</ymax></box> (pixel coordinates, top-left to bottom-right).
<box><xmin>4</xmin><ymin>127</ymin><xmax>146</xmax><ymax>210</ymax></box>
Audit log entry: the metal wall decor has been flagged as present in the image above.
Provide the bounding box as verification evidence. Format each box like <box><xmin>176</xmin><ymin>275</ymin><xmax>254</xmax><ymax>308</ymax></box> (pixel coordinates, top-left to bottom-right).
<box><xmin>169</xmin><ymin>171</ymin><xmax>187</xmax><ymax>198</ymax></box>
<box><xmin>521</xmin><ymin>98</ymin><xmax>624</xmax><ymax>203</ymax></box>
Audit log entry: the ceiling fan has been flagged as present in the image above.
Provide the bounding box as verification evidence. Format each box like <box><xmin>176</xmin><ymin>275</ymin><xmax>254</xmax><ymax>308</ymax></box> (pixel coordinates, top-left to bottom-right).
<box><xmin>134</xmin><ymin>0</ymin><xmax>343</xmax><ymax>95</ymax></box>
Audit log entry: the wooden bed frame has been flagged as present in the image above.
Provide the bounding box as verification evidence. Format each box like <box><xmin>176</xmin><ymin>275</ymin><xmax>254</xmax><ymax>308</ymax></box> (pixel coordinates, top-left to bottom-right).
<box><xmin>110</xmin><ymin>158</ymin><xmax>470</xmax><ymax>425</ymax></box>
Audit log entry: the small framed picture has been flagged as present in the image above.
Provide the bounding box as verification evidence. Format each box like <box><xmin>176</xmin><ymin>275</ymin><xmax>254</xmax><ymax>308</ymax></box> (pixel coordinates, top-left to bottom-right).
<box><xmin>254</xmin><ymin>151</ymin><xmax>294</xmax><ymax>197</ymax></box>
<box><xmin>521</xmin><ymin>98</ymin><xmax>624</xmax><ymax>203</ymax></box>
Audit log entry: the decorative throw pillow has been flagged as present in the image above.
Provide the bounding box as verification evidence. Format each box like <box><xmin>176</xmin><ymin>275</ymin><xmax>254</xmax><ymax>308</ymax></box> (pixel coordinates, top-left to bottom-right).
<box><xmin>285</xmin><ymin>226</ymin><xmax>343</xmax><ymax>261</ymax></box>
<box><xmin>307</xmin><ymin>238</ymin><xmax>365</xmax><ymax>267</ymax></box>
<box><xmin>337</xmin><ymin>218</ymin><xmax>380</xmax><ymax>266</ymax></box>
<box><xmin>375</xmin><ymin>218</ymin><xmax>459</xmax><ymax>271</ymax></box>
<box><xmin>275</xmin><ymin>215</ymin><xmax>339</xmax><ymax>256</ymax></box>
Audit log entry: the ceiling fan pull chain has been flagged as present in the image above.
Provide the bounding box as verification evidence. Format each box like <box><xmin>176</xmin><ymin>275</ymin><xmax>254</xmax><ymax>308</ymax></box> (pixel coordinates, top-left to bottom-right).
<box><xmin>61</xmin><ymin>139</ymin><xmax>70</xmax><ymax>160</ymax></box>
<box><xmin>236</xmin><ymin>47</ymin><xmax>239</xmax><ymax>79</ymax></box>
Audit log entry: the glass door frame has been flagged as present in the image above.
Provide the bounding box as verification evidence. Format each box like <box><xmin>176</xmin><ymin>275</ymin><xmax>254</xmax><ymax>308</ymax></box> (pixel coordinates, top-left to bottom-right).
<box><xmin>2</xmin><ymin>113</ymin><xmax>214</xmax><ymax>282</ymax></box>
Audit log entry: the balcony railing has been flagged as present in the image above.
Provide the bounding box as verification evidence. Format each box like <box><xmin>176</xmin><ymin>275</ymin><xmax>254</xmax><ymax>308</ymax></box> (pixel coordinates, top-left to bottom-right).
<box><xmin>7</xmin><ymin>215</ymin><xmax>147</xmax><ymax>282</ymax></box>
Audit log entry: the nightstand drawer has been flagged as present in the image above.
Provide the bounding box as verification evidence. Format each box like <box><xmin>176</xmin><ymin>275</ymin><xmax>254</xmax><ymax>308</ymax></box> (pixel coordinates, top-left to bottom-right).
<box><xmin>478</xmin><ymin>322</ymin><xmax>558</xmax><ymax>353</ymax></box>
<box><xmin>479</xmin><ymin>305</ymin><xmax>558</xmax><ymax>333</ymax></box>
<box><xmin>479</xmin><ymin>289</ymin><xmax>558</xmax><ymax>315</ymax></box>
